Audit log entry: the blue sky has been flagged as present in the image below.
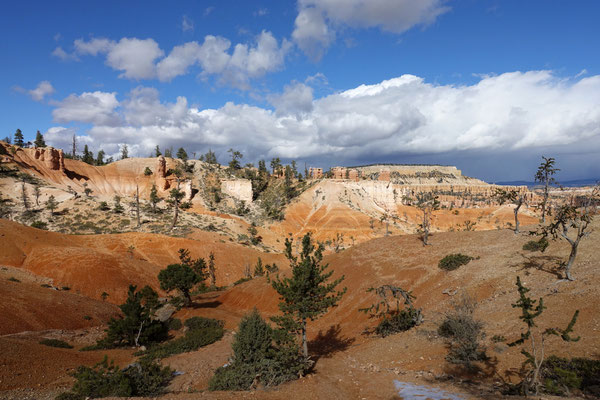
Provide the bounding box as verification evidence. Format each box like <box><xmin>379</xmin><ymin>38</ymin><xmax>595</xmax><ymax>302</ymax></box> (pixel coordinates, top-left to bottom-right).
<box><xmin>2</xmin><ymin>0</ymin><xmax>600</xmax><ymax>181</ymax></box>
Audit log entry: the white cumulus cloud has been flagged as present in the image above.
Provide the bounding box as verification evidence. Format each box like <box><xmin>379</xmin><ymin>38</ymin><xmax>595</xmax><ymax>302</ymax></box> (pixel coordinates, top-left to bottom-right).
<box><xmin>52</xmin><ymin>91</ymin><xmax>121</xmax><ymax>126</ymax></box>
<box><xmin>293</xmin><ymin>0</ymin><xmax>449</xmax><ymax>60</ymax></box>
<box><xmin>65</xmin><ymin>33</ymin><xmax>288</xmax><ymax>88</ymax></box>
<box><xmin>157</xmin><ymin>31</ymin><xmax>290</xmax><ymax>88</ymax></box>
<box><xmin>106</xmin><ymin>38</ymin><xmax>164</xmax><ymax>80</ymax></box>
<box><xmin>28</xmin><ymin>81</ymin><xmax>55</xmax><ymax>101</ymax></box>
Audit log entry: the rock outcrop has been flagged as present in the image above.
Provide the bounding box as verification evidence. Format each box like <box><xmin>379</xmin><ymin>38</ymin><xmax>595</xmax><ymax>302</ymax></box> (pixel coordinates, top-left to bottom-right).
<box><xmin>221</xmin><ymin>179</ymin><xmax>253</xmax><ymax>203</ymax></box>
<box><xmin>34</xmin><ymin>147</ymin><xmax>64</xmax><ymax>171</ymax></box>
<box><xmin>155</xmin><ymin>156</ymin><xmax>170</xmax><ymax>190</ymax></box>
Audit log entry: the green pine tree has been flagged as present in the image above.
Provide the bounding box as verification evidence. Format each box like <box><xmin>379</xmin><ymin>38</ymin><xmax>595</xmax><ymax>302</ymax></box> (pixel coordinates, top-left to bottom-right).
<box><xmin>34</xmin><ymin>130</ymin><xmax>46</xmax><ymax>148</ymax></box>
<box><xmin>82</xmin><ymin>145</ymin><xmax>94</xmax><ymax>164</ymax></box>
<box><xmin>176</xmin><ymin>147</ymin><xmax>188</xmax><ymax>161</ymax></box>
<box><xmin>149</xmin><ymin>184</ymin><xmax>160</xmax><ymax>213</ymax></box>
<box><xmin>14</xmin><ymin>129</ymin><xmax>24</xmax><ymax>147</ymax></box>
<box><xmin>158</xmin><ymin>263</ymin><xmax>200</xmax><ymax>306</ymax></box>
<box><xmin>96</xmin><ymin>149</ymin><xmax>105</xmax><ymax>165</ymax></box>
<box><xmin>270</xmin><ymin>233</ymin><xmax>346</xmax><ymax>358</ymax></box>
<box><xmin>508</xmin><ymin>276</ymin><xmax>580</xmax><ymax>395</ymax></box>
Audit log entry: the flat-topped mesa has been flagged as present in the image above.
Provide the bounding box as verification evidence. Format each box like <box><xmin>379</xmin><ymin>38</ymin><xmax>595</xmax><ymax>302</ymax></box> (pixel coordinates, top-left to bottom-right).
<box><xmin>313</xmin><ymin>164</ymin><xmax>484</xmax><ymax>186</ymax></box>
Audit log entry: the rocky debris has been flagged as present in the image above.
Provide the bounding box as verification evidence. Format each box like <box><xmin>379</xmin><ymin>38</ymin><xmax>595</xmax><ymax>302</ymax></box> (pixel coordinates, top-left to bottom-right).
<box><xmin>154</xmin><ymin>303</ymin><xmax>176</xmax><ymax>322</ymax></box>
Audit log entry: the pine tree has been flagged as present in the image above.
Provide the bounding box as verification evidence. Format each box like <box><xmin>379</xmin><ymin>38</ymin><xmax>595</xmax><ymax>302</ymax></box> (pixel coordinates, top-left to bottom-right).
<box><xmin>177</xmin><ymin>248</ymin><xmax>208</xmax><ymax>282</ymax></box>
<box><xmin>34</xmin><ymin>130</ymin><xmax>46</xmax><ymax>148</ymax></box>
<box><xmin>208</xmin><ymin>252</ymin><xmax>216</xmax><ymax>287</ymax></box>
<box><xmin>149</xmin><ymin>184</ymin><xmax>160</xmax><ymax>213</ymax></box>
<box><xmin>120</xmin><ymin>144</ymin><xmax>129</xmax><ymax>160</ymax></box>
<box><xmin>270</xmin><ymin>157</ymin><xmax>282</xmax><ymax>175</ymax></box>
<box><xmin>14</xmin><ymin>129</ymin><xmax>24</xmax><ymax>147</ymax></box>
<box><xmin>33</xmin><ymin>184</ymin><xmax>41</xmax><ymax>206</ymax></box>
<box><xmin>168</xmin><ymin>169</ymin><xmax>185</xmax><ymax>230</ymax></box>
<box><xmin>154</xmin><ymin>145</ymin><xmax>161</xmax><ymax>157</ymax></box>
<box><xmin>270</xmin><ymin>233</ymin><xmax>346</xmax><ymax>358</ymax></box>
<box><xmin>96</xmin><ymin>149</ymin><xmax>105</xmax><ymax>166</ymax></box>
<box><xmin>82</xmin><ymin>145</ymin><xmax>94</xmax><ymax>164</ymax></box>
<box><xmin>508</xmin><ymin>277</ymin><xmax>579</xmax><ymax>395</ymax></box>
<box><xmin>227</xmin><ymin>148</ymin><xmax>242</xmax><ymax>170</ymax></box>
<box><xmin>46</xmin><ymin>195</ymin><xmax>58</xmax><ymax>217</ymax></box>
<box><xmin>254</xmin><ymin>257</ymin><xmax>265</xmax><ymax>277</ymax></box>
<box><xmin>534</xmin><ymin>156</ymin><xmax>559</xmax><ymax>223</ymax></box>
<box><xmin>209</xmin><ymin>309</ymin><xmax>306</xmax><ymax>390</ymax></box>
<box><xmin>158</xmin><ymin>264</ymin><xmax>200</xmax><ymax>306</ymax></box>
<box><xmin>258</xmin><ymin>159</ymin><xmax>268</xmax><ymax>175</ymax></box>
<box><xmin>176</xmin><ymin>147</ymin><xmax>188</xmax><ymax>162</ymax></box>
<box><xmin>71</xmin><ymin>134</ymin><xmax>77</xmax><ymax>159</ymax></box>
<box><xmin>21</xmin><ymin>183</ymin><xmax>30</xmax><ymax>211</ymax></box>
<box><xmin>284</xmin><ymin>165</ymin><xmax>296</xmax><ymax>200</ymax></box>
<box><xmin>101</xmin><ymin>285</ymin><xmax>168</xmax><ymax>348</ymax></box>
<box><xmin>202</xmin><ymin>149</ymin><xmax>218</xmax><ymax>165</ymax></box>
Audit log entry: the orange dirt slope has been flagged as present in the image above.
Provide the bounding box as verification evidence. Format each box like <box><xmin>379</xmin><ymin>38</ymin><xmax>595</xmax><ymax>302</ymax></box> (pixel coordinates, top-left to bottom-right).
<box><xmin>0</xmin><ymin>219</ymin><xmax>285</xmax><ymax>304</ymax></box>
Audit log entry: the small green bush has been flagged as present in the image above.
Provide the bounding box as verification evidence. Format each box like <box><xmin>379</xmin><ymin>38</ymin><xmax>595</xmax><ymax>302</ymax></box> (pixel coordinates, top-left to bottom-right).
<box><xmin>144</xmin><ymin>167</ymin><xmax>153</xmax><ymax>176</ymax></box>
<box><xmin>8</xmin><ymin>277</ymin><xmax>20</xmax><ymax>282</ymax></box>
<box><xmin>233</xmin><ymin>277</ymin><xmax>252</xmax><ymax>286</ymax></box>
<box><xmin>375</xmin><ymin>308</ymin><xmax>421</xmax><ymax>337</ymax></box>
<box><xmin>39</xmin><ymin>338</ymin><xmax>73</xmax><ymax>349</ymax></box>
<box><xmin>541</xmin><ymin>355</ymin><xmax>600</xmax><ymax>396</ymax></box>
<box><xmin>140</xmin><ymin>317</ymin><xmax>224</xmax><ymax>361</ymax></box>
<box><xmin>491</xmin><ymin>334</ymin><xmax>506</xmax><ymax>343</ymax></box>
<box><xmin>55</xmin><ymin>392</ymin><xmax>84</xmax><ymax>400</ymax></box>
<box><xmin>184</xmin><ymin>316</ymin><xmax>223</xmax><ymax>331</ymax></box>
<box><xmin>56</xmin><ymin>356</ymin><xmax>171</xmax><ymax>399</ymax></box>
<box><xmin>523</xmin><ymin>238</ymin><xmax>549</xmax><ymax>252</ymax></box>
<box><xmin>438</xmin><ymin>253</ymin><xmax>473</xmax><ymax>271</ymax></box>
<box><xmin>31</xmin><ymin>220</ymin><xmax>48</xmax><ymax>230</ymax></box>
<box><xmin>168</xmin><ymin>318</ymin><xmax>182</xmax><ymax>331</ymax></box>
<box><xmin>438</xmin><ymin>295</ymin><xmax>487</xmax><ymax>371</ymax></box>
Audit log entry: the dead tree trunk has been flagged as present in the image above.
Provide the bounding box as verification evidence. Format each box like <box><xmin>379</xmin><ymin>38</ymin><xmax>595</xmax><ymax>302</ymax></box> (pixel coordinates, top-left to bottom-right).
<box><xmin>135</xmin><ymin>184</ymin><xmax>141</xmax><ymax>228</ymax></box>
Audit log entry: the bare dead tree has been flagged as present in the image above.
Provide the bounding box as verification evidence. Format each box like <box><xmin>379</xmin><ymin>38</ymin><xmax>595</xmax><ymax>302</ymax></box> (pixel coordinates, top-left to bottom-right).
<box><xmin>534</xmin><ymin>204</ymin><xmax>593</xmax><ymax>281</ymax></box>
<box><xmin>495</xmin><ymin>188</ymin><xmax>526</xmax><ymax>234</ymax></box>
<box><xmin>135</xmin><ymin>184</ymin><xmax>141</xmax><ymax>228</ymax></box>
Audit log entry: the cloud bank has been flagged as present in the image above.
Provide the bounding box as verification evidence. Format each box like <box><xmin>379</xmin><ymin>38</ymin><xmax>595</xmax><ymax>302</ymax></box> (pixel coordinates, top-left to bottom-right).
<box><xmin>46</xmin><ymin>71</ymin><xmax>600</xmax><ymax>172</ymax></box>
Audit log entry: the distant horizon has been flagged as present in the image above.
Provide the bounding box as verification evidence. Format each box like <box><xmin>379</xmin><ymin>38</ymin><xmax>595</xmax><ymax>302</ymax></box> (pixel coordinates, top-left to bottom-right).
<box><xmin>3</xmin><ymin>139</ymin><xmax>597</xmax><ymax>186</ymax></box>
